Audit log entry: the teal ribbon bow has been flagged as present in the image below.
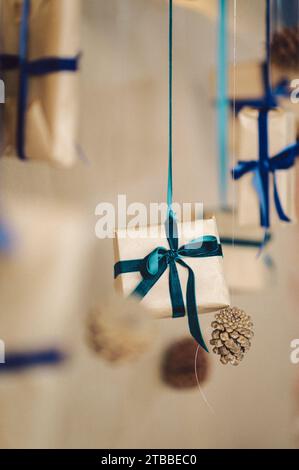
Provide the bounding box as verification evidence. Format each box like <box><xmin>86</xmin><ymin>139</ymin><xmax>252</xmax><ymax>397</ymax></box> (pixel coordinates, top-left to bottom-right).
<box><xmin>114</xmin><ymin>214</ymin><xmax>223</xmax><ymax>353</ymax></box>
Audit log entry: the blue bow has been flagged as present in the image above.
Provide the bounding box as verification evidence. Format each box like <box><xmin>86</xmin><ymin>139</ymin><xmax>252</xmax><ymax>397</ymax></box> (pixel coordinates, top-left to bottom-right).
<box><xmin>232</xmin><ymin>110</ymin><xmax>299</xmax><ymax>228</ymax></box>
<box><xmin>0</xmin><ymin>0</ymin><xmax>79</xmax><ymax>160</ymax></box>
<box><xmin>114</xmin><ymin>214</ymin><xmax>223</xmax><ymax>353</ymax></box>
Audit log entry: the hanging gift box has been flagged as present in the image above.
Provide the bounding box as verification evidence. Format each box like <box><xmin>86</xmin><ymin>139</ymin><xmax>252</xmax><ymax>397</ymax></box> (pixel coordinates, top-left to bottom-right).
<box><xmin>228</xmin><ymin>62</ymin><xmax>298</xmax><ymax>117</ymax></box>
<box><xmin>0</xmin><ymin>365</ymin><xmax>68</xmax><ymax>448</ymax></box>
<box><xmin>114</xmin><ymin>0</ymin><xmax>230</xmax><ymax>352</ymax></box>
<box><xmin>210</xmin><ymin>60</ymin><xmax>299</xmax><ymax>152</ymax></box>
<box><xmin>0</xmin><ymin>0</ymin><xmax>80</xmax><ymax>165</ymax></box>
<box><xmin>0</xmin><ymin>196</ymin><xmax>91</xmax><ymax>352</ymax></box>
<box><xmin>114</xmin><ymin>217</ymin><xmax>230</xmax><ymax>351</ymax></box>
<box><xmin>206</xmin><ymin>210</ymin><xmax>272</xmax><ymax>291</ymax></box>
<box><xmin>171</xmin><ymin>0</ymin><xmax>217</xmax><ymax>18</ymax></box>
<box><xmin>235</xmin><ymin>106</ymin><xmax>297</xmax><ymax>227</ymax></box>
<box><xmin>226</xmin><ymin>62</ymin><xmax>299</xmax><ymax>136</ymax></box>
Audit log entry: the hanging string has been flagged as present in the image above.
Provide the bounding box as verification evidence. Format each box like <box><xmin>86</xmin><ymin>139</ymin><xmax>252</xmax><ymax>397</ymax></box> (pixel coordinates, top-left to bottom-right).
<box><xmin>17</xmin><ymin>0</ymin><xmax>30</xmax><ymax>160</ymax></box>
<box><xmin>217</xmin><ymin>0</ymin><xmax>229</xmax><ymax>208</ymax></box>
<box><xmin>231</xmin><ymin>0</ymin><xmax>237</xmax><ymax>316</ymax></box>
<box><xmin>167</xmin><ymin>0</ymin><xmax>173</xmax><ymax>212</ymax></box>
<box><xmin>264</xmin><ymin>0</ymin><xmax>272</xmax><ymax>101</ymax></box>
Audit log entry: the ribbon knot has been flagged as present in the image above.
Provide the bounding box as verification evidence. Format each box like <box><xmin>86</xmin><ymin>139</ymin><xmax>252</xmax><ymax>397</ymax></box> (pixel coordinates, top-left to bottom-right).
<box><xmin>167</xmin><ymin>249</ymin><xmax>179</xmax><ymax>262</ymax></box>
<box><xmin>114</xmin><ymin>215</ymin><xmax>223</xmax><ymax>352</ymax></box>
<box><xmin>261</xmin><ymin>158</ymin><xmax>270</xmax><ymax>172</ymax></box>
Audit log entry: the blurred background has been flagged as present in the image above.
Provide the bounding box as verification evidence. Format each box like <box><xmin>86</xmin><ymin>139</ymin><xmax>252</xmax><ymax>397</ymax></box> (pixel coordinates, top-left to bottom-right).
<box><xmin>0</xmin><ymin>0</ymin><xmax>299</xmax><ymax>449</ymax></box>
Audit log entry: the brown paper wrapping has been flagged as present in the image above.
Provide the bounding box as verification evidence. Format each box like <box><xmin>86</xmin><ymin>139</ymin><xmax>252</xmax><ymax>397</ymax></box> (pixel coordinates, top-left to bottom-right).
<box><xmin>172</xmin><ymin>0</ymin><xmax>217</xmax><ymax>18</ymax></box>
<box><xmin>237</xmin><ymin>107</ymin><xmax>296</xmax><ymax>227</ymax></box>
<box><xmin>209</xmin><ymin>210</ymin><xmax>270</xmax><ymax>292</ymax></box>
<box><xmin>0</xmin><ymin>0</ymin><xmax>80</xmax><ymax>166</ymax></box>
<box><xmin>114</xmin><ymin>218</ymin><xmax>230</xmax><ymax>318</ymax></box>
<box><xmin>225</xmin><ymin>61</ymin><xmax>299</xmax><ymax>137</ymax></box>
<box><xmin>0</xmin><ymin>197</ymin><xmax>91</xmax><ymax>350</ymax></box>
<box><xmin>211</xmin><ymin>61</ymin><xmax>299</xmax><ymax>158</ymax></box>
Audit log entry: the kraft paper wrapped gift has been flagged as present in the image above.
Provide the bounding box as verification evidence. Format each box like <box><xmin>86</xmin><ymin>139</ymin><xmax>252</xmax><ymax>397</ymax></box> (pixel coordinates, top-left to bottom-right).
<box><xmin>237</xmin><ymin>107</ymin><xmax>297</xmax><ymax>227</ymax></box>
<box><xmin>114</xmin><ymin>218</ymin><xmax>230</xmax><ymax>318</ymax></box>
<box><xmin>0</xmin><ymin>367</ymin><xmax>69</xmax><ymax>448</ymax></box>
<box><xmin>210</xmin><ymin>62</ymin><xmax>299</xmax><ymax>156</ymax></box>
<box><xmin>171</xmin><ymin>0</ymin><xmax>217</xmax><ymax>18</ymax></box>
<box><xmin>0</xmin><ymin>0</ymin><xmax>80</xmax><ymax>166</ymax></box>
<box><xmin>225</xmin><ymin>61</ymin><xmax>299</xmax><ymax>136</ymax></box>
<box><xmin>0</xmin><ymin>197</ymin><xmax>91</xmax><ymax>351</ymax></box>
<box><xmin>208</xmin><ymin>210</ymin><xmax>271</xmax><ymax>292</ymax></box>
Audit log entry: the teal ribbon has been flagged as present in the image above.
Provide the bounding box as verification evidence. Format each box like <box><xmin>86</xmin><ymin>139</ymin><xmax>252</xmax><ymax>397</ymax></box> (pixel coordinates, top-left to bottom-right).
<box><xmin>114</xmin><ymin>0</ymin><xmax>224</xmax><ymax>352</ymax></box>
<box><xmin>217</xmin><ymin>0</ymin><xmax>229</xmax><ymax>207</ymax></box>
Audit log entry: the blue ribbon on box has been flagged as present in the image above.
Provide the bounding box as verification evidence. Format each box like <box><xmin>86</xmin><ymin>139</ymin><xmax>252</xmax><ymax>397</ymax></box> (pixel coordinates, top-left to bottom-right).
<box><xmin>232</xmin><ymin>0</ymin><xmax>299</xmax><ymax>232</ymax></box>
<box><xmin>0</xmin><ymin>349</ymin><xmax>66</xmax><ymax>374</ymax></box>
<box><xmin>114</xmin><ymin>0</ymin><xmax>224</xmax><ymax>352</ymax></box>
<box><xmin>0</xmin><ymin>0</ymin><xmax>79</xmax><ymax>160</ymax></box>
<box><xmin>229</xmin><ymin>62</ymin><xmax>290</xmax><ymax>115</ymax></box>
<box><xmin>232</xmin><ymin>110</ymin><xmax>299</xmax><ymax>229</ymax></box>
<box><xmin>221</xmin><ymin>232</ymin><xmax>272</xmax><ymax>249</ymax></box>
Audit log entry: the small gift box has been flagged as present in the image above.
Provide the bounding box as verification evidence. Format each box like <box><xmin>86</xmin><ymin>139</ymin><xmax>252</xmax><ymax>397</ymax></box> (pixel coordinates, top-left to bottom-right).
<box><xmin>0</xmin><ymin>0</ymin><xmax>80</xmax><ymax>166</ymax></box>
<box><xmin>171</xmin><ymin>0</ymin><xmax>217</xmax><ymax>18</ymax></box>
<box><xmin>207</xmin><ymin>210</ymin><xmax>272</xmax><ymax>292</ymax></box>
<box><xmin>210</xmin><ymin>61</ymin><xmax>299</xmax><ymax>157</ymax></box>
<box><xmin>236</xmin><ymin>106</ymin><xmax>297</xmax><ymax>227</ymax></box>
<box><xmin>225</xmin><ymin>61</ymin><xmax>299</xmax><ymax>137</ymax></box>
<box><xmin>0</xmin><ymin>196</ymin><xmax>91</xmax><ymax>351</ymax></box>
<box><xmin>114</xmin><ymin>217</ymin><xmax>230</xmax><ymax>350</ymax></box>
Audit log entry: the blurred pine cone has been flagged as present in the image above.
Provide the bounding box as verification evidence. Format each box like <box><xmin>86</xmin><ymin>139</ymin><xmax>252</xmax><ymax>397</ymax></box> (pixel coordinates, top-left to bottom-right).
<box><xmin>161</xmin><ymin>337</ymin><xmax>209</xmax><ymax>389</ymax></box>
<box><xmin>271</xmin><ymin>27</ymin><xmax>299</xmax><ymax>70</ymax></box>
<box><xmin>210</xmin><ymin>307</ymin><xmax>254</xmax><ymax>366</ymax></box>
<box><xmin>87</xmin><ymin>294</ymin><xmax>156</xmax><ymax>364</ymax></box>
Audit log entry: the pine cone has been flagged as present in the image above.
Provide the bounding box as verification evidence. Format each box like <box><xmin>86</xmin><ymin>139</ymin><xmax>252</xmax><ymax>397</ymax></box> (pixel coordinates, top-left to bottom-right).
<box><xmin>161</xmin><ymin>337</ymin><xmax>210</xmax><ymax>389</ymax></box>
<box><xmin>210</xmin><ymin>307</ymin><xmax>254</xmax><ymax>366</ymax></box>
<box><xmin>87</xmin><ymin>295</ymin><xmax>156</xmax><ymax>364</ymax></box>
<box><xmin>271</xmin><ymin>27</ymin><xmax>299</xmax><ymax>70</ymax></box>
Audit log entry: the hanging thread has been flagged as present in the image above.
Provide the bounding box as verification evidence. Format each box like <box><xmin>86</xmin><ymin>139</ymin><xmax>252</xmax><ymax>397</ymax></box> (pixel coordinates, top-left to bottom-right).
<box><xmin>167</xmin><ymin>0</ymin><xmax>174</xmax><ymax>213</ymax></box>
<box><xmin>217</xmin><ymin>0</ymin><xmax>229</xmax><ymax>208</ymax></box>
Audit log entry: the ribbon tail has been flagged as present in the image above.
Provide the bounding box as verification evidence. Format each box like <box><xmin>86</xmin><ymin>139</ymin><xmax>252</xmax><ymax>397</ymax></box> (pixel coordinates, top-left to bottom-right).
<box><xmin>273</xmin><ymin>173</ymin><xmax>291</xmax><ymax>223</ymax></box>
<box><xmin>114</xmin><ymin>259</ymin><xmax>142</xmax><ymax>278</ymax></box>
<box><xmin>257</xmin><ymin>229</ymin><xmax>270</xmax><ymax>258</ymax></box>
<box><xmin>168</xmin><ymin>261</ymin><xmax>185</xmax><ymax>318</ymax></box>
<box><xmin>177</xmin><ymin>259</ymin><xmax>209</xmax><ymax>353</ymax></box>
<box><xmin>253</xmin><ymin>169</ymin><xmax>269</xmax><ymax>229</ymax></box>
